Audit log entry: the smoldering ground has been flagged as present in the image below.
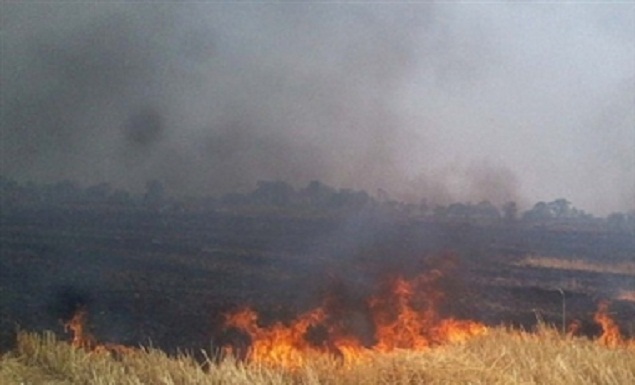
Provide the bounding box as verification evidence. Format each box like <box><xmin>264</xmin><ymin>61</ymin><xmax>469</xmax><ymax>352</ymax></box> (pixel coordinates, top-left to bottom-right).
<box><xmin>2</xmin><ymin>3</ymin><xmax>634</xmax><ymax>214</ymax></box>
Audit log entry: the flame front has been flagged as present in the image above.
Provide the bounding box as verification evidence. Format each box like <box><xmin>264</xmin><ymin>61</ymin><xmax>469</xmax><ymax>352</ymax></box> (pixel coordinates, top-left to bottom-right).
<box><xmin>594</xmin><ymin>301</ymin><xmax>627</xmax><ymax>348</ymax></box>
<box><xmin>63</xmin><ymin>279</ymin><xmax>633</xmax><ymax>368</ymax></box>
<box><xmin>370</xmin><ymin>276</ymin><xmax>432</xmax><ymax>351</ymax></box>
<box><xmin>223</xmin><ymin>272</ymin><xmax>488</xmax><ymax>368</ymax></box>
<box><xmin>224</xmin><ymin>307</ymin><xmax>328</xmax><ymax>367</ymax></box>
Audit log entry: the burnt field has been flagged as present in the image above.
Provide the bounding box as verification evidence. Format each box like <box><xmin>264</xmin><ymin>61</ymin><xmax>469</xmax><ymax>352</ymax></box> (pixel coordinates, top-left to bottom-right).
<box><xmin>1</xmin><ymin>206</ymin><xmax>634</xmax><ymax>353</ymax></box>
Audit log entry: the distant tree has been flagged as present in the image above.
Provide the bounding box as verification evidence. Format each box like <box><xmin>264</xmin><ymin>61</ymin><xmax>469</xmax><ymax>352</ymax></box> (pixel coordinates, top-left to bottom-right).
<box><xmin>522</xmin><ymin>201</ymin><xmax>553</xmax><ymax>221</ymax></box>
<box><xmin>220</xmin><ymin>192</ymin><xmax>248</xmax><ymax>206</ymax></box>
<box><xmin>628</xmin><ymin>211</ymin><xmax>635</xmax><ymax>233</ymax></box>
<box><xmin>522</xmin><ymin>199</ymin><xmax>590</xmax><ymax>221</ymax></box>
<box><xmin>474</xmin><ymin>201</ymin><xmax>501</xmax><ymax>220</ymax></box>
<box><xmin>447</xmin><ymin>203</ymin><xmax>469</xmax><ymax>220</ymax></box>
<box><xmin>251</xmin><ymin>180</ymin><xmax>295</xmax><ymax>207</ymax></box>
<box><xmin>376</xmin><ymin>188</ymin><xmax>389</xmax><ymax>202</ymax></box>
<box><xmin>548</xmin><ymin>198</ymin><xmax>572</xmax><ymax>218</ymax></box>
<box><xmin>109</xmin><ymin>189</ymin><xmax>132</xmax><ymax>205</ymax></box>
<box><xmin>419</xmin><ymin>199</ymin><xmax>431</xmax><ymax>217</ymax></box>
<box><xmin>43</xmin><ymin>180</ymin><xmax>80</xmax><ymax>203</ymax></box>
<box><xmin>220</xmin><ymin>193</ymin><xmax>249</xmax><ymax>206</ymax></box>
<box><xmin>433</xmin><ymin>205</ymin><xmax>448</xmax><ymax>220</ymax></box>
<box><xmin>502</xmin><ymin>201</ymin><xmax>518</xmax><ymax>222</ymax></box>
<box><xmin>300</xmin><ymin>180</ymin><xmax>336</xmax><ymax>208</ymax></box>
<box><xmin>606</xmin><ymin>212</ymin><xmax>633</xmax><ymax>233</ymax></box>
<box><xmin>330</xmin><ymin>189</ymin><xmax>370</xmax><ymax>210</ymax></box>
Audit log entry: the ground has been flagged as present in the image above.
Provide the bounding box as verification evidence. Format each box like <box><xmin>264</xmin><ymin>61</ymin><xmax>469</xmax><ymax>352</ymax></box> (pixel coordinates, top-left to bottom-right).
<box><xmin>1</xmin><ymin>206</ymin><xmax>634</xmax><ymax>354</ymax></box>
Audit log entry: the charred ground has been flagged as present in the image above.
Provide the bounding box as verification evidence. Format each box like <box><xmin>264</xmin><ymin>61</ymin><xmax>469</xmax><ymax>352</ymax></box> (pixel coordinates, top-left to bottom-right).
<box><xmin>1</xmin><ymin>180</ymin><xmax>634</xmax><ymax>354</ymax></box>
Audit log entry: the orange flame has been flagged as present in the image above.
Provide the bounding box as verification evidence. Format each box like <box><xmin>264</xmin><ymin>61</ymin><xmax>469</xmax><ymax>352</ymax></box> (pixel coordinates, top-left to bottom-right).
<box><xmin>566</xmin><ymin>319</ymin><xmax>581</xmax><ymax>337</ymax></box>
<box><xmin>224</xmin><ymin>307</ymin><xmax>329</xmax><ymax>367</ymax></box>
<box><xmin>64</xmin><ymin>282</ymin><xmax>633</xmax><ymax>368</ymax></box>
<box><xmin>65</xmin><ymin>309</ymin><xmax>134</xmax><ymax>356</ymax></box>
<box><xmin>594</xmin><ymin>301</ymin><xmax>624</xmax><ymax>348</ymax></box>
<box><xmin>64</xmin><ymin>308</ymin><xmax>96</xmax><ymax>350</ymax></box>
<box><xmin>224</xmin><ymin>272</ymin><xmax>488</xmax><ymax>368</ymax></box>
<box><xmin>369</xmin><ymin>276</ymin><xmax>432</xmax><ymax>351</ymax></box>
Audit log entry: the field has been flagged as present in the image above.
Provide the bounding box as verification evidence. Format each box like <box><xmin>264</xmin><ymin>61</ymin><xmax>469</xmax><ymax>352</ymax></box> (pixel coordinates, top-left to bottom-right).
<box><xmin>1</xmin><ymin>325</ymin><xmax>634</xmax><ymax>385</ymax></box>
<box><xmin>1</xmin><ymin>205</ymin><xmax>634</xmax><ymax>383</ymax></box>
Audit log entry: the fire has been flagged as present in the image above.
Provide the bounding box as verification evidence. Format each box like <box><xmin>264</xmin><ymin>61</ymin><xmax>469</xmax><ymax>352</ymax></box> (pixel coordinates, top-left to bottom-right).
<box><xmin>64</xmin><ymin>308</ymin><xmax>134</xmax><ymax>356</ymax></box>
<box><xmin>369</xmin><ymin>276</ymin><xmax>432</xmax><ymax>351</ymax></box>
<box><xmin>566</xmin><ymin>319</ymin><xmax>581</xmax><ymax>337</ymax></box>
<box><xmin>62</xmin><ymin>279</ymin><xmax>632</xmax><ymax>368</ymax></box>
<box><xmin>224</xmin><ymin>307</ymin><xmax>329</xmax><ymax>367</ymax></box>
<box><xmin>435</xmin><ymin>319</ymin><xmax>489</xmax><ymax>344</ymax></box>
<box><xmin>223</xmin><ymin>272</ymin><xmax>488</xmax><ymax>368</ymax></box>
<box><xmin>64</xmin><ymin>308</ymin><xmax>96</xmax><ymax>350</ymax></box>
<box><xmin>594</xmin><ymin>301</ymin><xmax>624</xmax><ymax>348</ymax></box>
<box><xmin>368</xmin><ymin>273</ymin><xmax>486</xmax><ymax>351</ymax></box>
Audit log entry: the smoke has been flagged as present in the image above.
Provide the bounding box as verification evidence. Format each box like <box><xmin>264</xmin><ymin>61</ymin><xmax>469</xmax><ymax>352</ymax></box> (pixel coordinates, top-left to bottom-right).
<box><xmin>2</xmin><ymin>3</ymin><xmax>634</xmax><ymax>213</ymax></box>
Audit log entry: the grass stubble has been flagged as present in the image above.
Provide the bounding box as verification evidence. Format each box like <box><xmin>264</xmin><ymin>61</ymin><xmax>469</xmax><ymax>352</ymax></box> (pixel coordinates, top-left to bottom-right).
<box><xmin>1</xmin><ymin>323</ymin><xmax>633</xmax><ymax>385</ymax></box>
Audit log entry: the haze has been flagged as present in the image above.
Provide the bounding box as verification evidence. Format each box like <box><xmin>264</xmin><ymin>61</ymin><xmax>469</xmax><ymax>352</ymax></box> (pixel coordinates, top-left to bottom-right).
<box><xmin>2</xmin><ymin>3</ymin><xmax>633</xmax><ymax>215</ymax></box>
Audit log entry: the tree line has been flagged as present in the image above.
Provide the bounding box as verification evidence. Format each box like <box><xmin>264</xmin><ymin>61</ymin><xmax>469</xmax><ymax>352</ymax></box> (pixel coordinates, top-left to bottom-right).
<box><xmin>1</xmin><ymin>176</ymin><xmax>633</xmax><ymax>233</ymax></box>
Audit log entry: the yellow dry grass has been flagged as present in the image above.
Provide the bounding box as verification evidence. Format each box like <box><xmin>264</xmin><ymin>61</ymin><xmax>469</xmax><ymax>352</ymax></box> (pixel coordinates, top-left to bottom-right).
<box><xmin>1</xmin><ymin>325</ymin><xmax>633</xmax><ymax>385</ymax></box>
<box><xmin>516</xmin><ymin>256</ymin><xmax>635</xmax><ymax>276</ymax></box>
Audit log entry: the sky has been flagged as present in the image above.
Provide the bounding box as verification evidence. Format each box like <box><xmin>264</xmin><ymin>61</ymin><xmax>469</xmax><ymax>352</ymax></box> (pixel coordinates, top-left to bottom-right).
<box><xmin>2</xmin><ymin>2</ymin><xmax>634</xmax><ymax>215</ymax></box>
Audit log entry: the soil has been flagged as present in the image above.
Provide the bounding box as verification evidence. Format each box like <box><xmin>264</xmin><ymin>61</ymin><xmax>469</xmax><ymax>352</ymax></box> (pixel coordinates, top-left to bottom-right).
<box><xmin>2</xmin><ymin>206</ymin><xmax>634</xmax><ymax>354</ymax></box>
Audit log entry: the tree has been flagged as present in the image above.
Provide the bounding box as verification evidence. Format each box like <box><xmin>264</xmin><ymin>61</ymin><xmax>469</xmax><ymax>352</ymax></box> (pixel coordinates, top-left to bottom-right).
<box><xmin>251</xmin><ymin>180</ymin><xmax>295</xmax><ymax>207</ymax></box>
<box><xmin>548</xmin><ymin>199</ymin><xmax>572</xmax><ymax>218</ymax></box>
<box><xmin>474</xmin><ymin>201</ymin><xmax>501</xmax><ymax>220</ymax></box>
<box><xmin>447</xmin><ymin>203</ymin><xmax>469</xmax><ymax>220</ymax></box>
<box><xmin>47</xmin><ymin>180</ymin><xmax>80</xmax><ymax>203</ymax></box>
<box><xmin>109</xmin><ymin>189</ymin><xmax>132</xmax><ymax>205</ymax></box>
<box><xmin>523</xmin><ymin>201</ymin><xmax>553</xmax><ymax>221</ymax></box>
<box><xmin>433</xmin><ymin>205</ymin><xmax>448</xmax><ymax>220</ymax></box>
<box><xmin>300</xmin><ymin>180</ymin><xmax>336</xmax><ymax>208</ymax></box>
<box><xmin>502</xmin><ymin>201</ymin><xmax>518</xmax><ymax>222</ymax></box>
<box><xmin>330</xmin><ymin>189</ymin><xmax>370</xmax><ymax>210</ymax></box>
<box><xmin>606</xmin><ymin>212</ymin><xmax>634</xmax><ymax>233</ymax></box>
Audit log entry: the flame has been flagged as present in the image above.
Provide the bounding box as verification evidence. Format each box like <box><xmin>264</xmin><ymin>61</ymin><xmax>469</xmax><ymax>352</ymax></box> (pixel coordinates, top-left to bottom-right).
<box><xmin>435</xmin><ymin>319</ymin><xmax>489</xmax><ymax>344</ymax></box>
<box><xmin>368</xmin><ymin>273</ymin><xmax>486</xmax><ymax>351</ymax></box>
<box><xmin>369</xmin><ymin>276</ymin><xmax>433</xmax><ymax>351</ymax></box>
<box><xmin>223</xmin><ymin>272</ymin><xmax>488</xmax><ymax>368</ymax></box>
<box><xmin>594</xmin><ymin>301</ymin><xmax>624</xmax><ymax>348</ymax></box>
<box><xmin>64</xmin><ymin>308</ymin><xmax>96</xmax><ymax>350</ymax></box>
<box><xmin>65</xmin><ymin>309</ymin><xmax>134</xmax><ymax>356</ymax></box>
<box><xmin>224</xmin><ymin>307</ymin><xmax>328</xmax><ymax>367</ymax></box>
<box><xmin>63</xmin><ymin>281</ymin><xmax>633</xmax><ymax>368</ymax></box>
<box><xmin>566</xmin><ymin>319</ymin><xmax>581</xmax><ymax>337</ymax></box>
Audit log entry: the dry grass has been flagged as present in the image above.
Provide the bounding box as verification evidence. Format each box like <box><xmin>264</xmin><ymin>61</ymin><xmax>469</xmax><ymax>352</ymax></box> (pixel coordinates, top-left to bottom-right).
<box><xmin>616</xmin><ymin>290</ymin><xmax>635</xmax><ymax>302</ymax></box>
<box><xmin>1</xmin><ymin>325</ymin><xmax>633</xmax><ymax>385</ymax></box>
<box><xmin>516</xmin><ymin>256</ymin><xmax>635</xmax><ymax>276</ymax></box>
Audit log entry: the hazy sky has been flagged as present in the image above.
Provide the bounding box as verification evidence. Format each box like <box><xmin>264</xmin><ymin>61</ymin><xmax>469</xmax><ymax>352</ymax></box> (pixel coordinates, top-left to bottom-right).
<box><xmin>2</xmin><ymin>3</ymin><xmax>634</xmax><ymax>214</ymax></box>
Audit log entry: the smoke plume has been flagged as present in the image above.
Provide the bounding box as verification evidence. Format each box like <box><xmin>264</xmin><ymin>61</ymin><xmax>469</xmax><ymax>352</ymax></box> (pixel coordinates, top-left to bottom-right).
<box><xmin>2</xmin><ymin>3</ymin><xmax>634</xmax><ymax>213</ymax></box>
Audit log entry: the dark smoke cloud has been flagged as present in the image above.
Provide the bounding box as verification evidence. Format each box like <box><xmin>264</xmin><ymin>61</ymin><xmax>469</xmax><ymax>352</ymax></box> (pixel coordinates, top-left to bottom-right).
<box><xmin>2</xmin><ymin>3</ymin><xmax>634</xmax><ymax>213</ymax></box>
<box><xmin>124</xmin><ymin>107</ymin><xmax>165</xmax><ymax>147</ymax></box>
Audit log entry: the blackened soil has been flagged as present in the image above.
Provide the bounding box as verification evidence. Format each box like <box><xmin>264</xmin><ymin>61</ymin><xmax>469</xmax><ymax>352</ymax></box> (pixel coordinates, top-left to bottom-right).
<box><xmin>2</xmin><ymin>207</ymin><xmax>634</xmax><ymax>353</ymax></box>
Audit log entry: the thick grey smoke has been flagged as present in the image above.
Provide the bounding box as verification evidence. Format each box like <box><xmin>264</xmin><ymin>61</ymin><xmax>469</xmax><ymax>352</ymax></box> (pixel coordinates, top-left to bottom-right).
<box><xmin>2</xmin><ymin>3</ymin><xmax>634</xmax><ymax>214</ymax></box>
